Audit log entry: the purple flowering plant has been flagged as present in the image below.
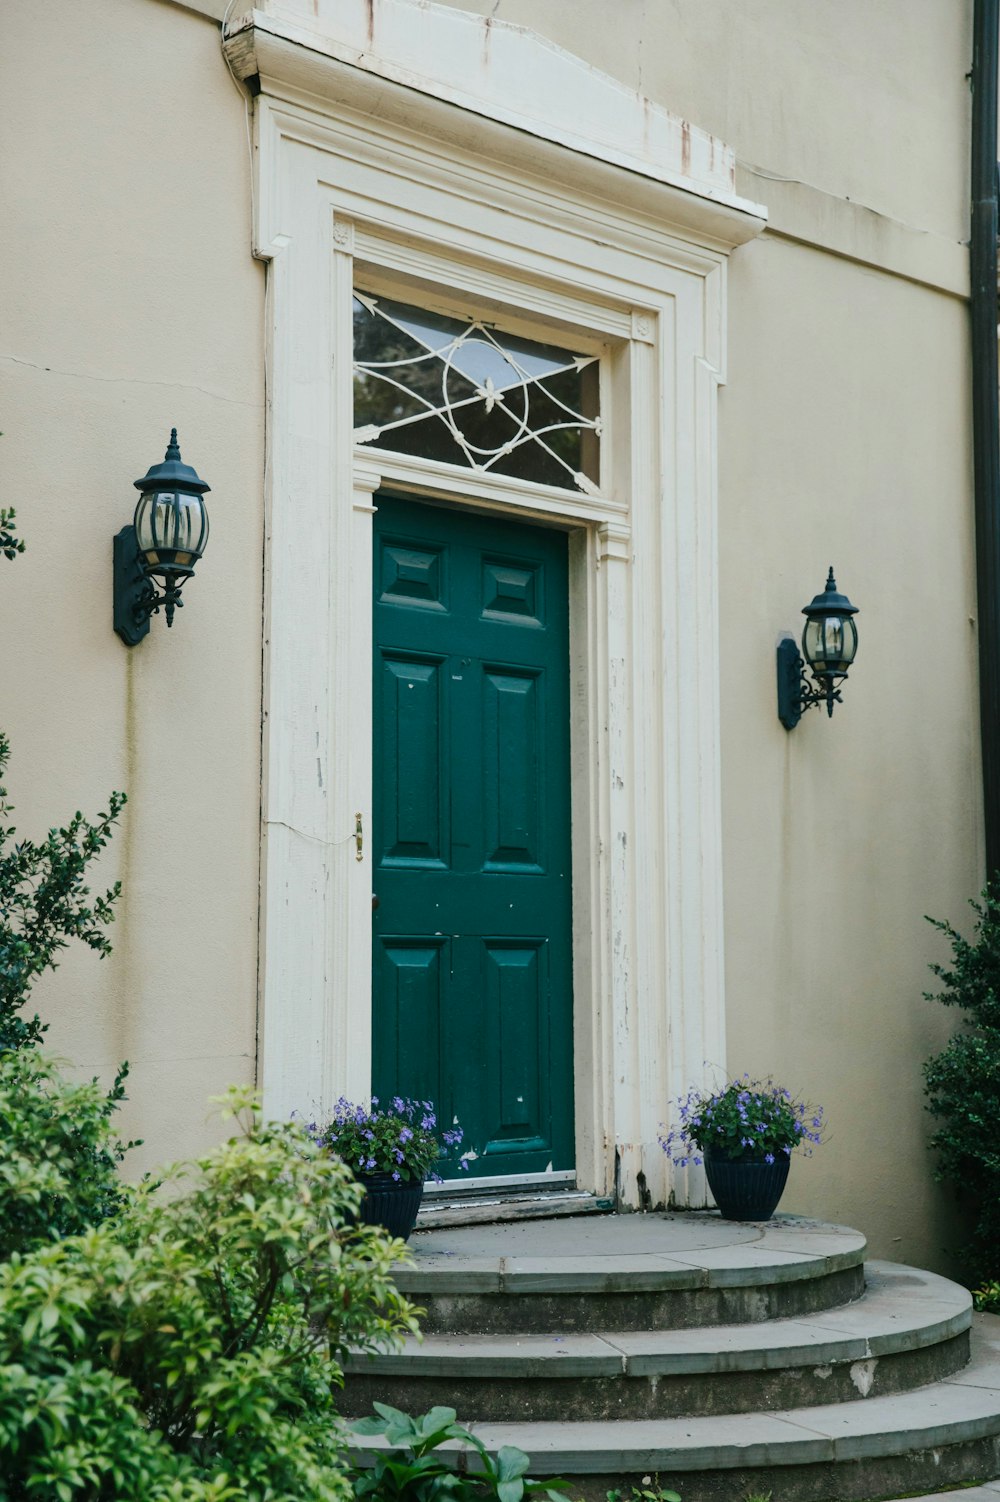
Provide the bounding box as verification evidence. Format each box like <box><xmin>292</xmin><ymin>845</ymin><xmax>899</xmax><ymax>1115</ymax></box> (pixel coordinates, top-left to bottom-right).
<box><xmin>307</xmin><ymin>1096</ymin><xmax>469</xmax><ymax>1184</ymax></box>
<box><xmin>659</xmin><ymin>1074</ymin><xmax>825</xmax><ymax>1168</ymax></box>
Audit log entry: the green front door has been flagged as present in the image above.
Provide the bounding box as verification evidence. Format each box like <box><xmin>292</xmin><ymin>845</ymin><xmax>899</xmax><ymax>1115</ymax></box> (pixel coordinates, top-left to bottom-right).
<box><xmin>372</xmin><ymin>495</ymin><xmax>574</xmax><ymax>1179</ymax></box>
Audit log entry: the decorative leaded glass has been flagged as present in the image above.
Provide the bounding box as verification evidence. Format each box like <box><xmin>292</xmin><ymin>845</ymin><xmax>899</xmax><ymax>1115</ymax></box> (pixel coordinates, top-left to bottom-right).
<box><xmin>353</xmin><ymin>292</ymin><xmax>601</xmax><ymax>493</ymax></box>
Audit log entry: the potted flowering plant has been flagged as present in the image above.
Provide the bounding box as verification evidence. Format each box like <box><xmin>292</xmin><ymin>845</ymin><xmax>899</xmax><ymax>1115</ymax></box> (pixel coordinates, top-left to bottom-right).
<box><xmin>659</xmin><ymin>1074</ymin><xmax>825</xmax><ymax>1221</ymax></box>
<box><xmin>307</xmin><ymin>1097</ymin><xmax>468</xmax><ymax>1240</ymax></box>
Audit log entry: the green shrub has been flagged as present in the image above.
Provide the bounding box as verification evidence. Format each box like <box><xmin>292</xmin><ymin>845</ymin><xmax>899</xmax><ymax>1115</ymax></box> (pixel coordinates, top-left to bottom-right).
<box><xmin>0</xmin><ymin>1084</ymin><xmax>418</xmax><ymax>1500</ymax></box>
<box><xmin>0</xmin><ymin>506</ymin><xmax>24</xmax><ymax>561</ymax></box>
<box><xmin>974</xmin><ymin>1281</ymin><xmax>1000</xmax><ymax>1314</ymax></box>
<box><xmin>0</xmin><ymin>1049</ymin><xmax>134</xmax><ymax>1261</ymax></box>
<box><xmin>607</xmin><ymin>1480</ymin><xmax>682</xmax><ymax>1502</ymax></box>
<box><xmin>351</xmin><ymin>1403</ymin><xmax>569</xmax><ymax>1502</ymax></box>
<box><xmin>924</xmin><ymin>885</ymin><xmax>1000</xmax><ymax>1282</ymax></box>
<box><xmin>0</xmin><ymin>731</ymin><xmax>125</xmax><ymax>1051</ymax></box>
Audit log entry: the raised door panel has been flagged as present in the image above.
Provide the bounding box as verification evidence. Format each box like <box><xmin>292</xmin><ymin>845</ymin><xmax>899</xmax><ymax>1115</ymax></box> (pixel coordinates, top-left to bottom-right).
<box><xmin>482</xmin><ymin>668</ymin><xmax>543</xmax><ymax>872</ymax></box>
<box><xmin>480</xmin><ymin>940</ymin><xmax>549</xmax><ymax>1160</ymax></box>
<box><xmin>378</xmin><ymin>654</ymin><xmax>447</xmax><ymax>868</ymax></box>
<box><xmin>373</xmin><ymin>939</ymin><xmax>447</xmax><ymax>1114</ymax></box>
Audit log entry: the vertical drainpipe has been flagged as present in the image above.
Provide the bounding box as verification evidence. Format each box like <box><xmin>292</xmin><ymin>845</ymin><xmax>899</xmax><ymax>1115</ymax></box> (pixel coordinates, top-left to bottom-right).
<box><xmin>971</xmin><ymin>0</ymin><xmax>1000</xmax><ymax>881</ymax></box>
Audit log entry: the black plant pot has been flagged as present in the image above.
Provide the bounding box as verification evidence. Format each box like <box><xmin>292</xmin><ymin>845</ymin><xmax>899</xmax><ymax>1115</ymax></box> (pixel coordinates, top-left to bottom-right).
<box><xmin>703</xmin><ymin>1150</ymin><xmax>791</xmax><ymax>1221</ymax></box>
<box><xmin>357</xmin><ymin>1173</ymin><xmax>425</xmax><ymax>1241</ymax></box>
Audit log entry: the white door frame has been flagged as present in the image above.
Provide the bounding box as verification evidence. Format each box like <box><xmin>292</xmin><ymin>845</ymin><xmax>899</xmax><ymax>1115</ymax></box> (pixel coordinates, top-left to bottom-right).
<box><xmin>226</xmin><ymin>4</ymin><xmax>766</xmax><ymax>1206</ymax></box>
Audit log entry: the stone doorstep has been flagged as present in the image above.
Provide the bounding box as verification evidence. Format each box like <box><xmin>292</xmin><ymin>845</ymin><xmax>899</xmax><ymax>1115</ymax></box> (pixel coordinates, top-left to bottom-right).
<box><xmin>345</xmin><ymin>1262</ymin><xmax>970</xmax><ymax>1380</ymax></box>
<box><xmin>393</xmin><ymin>1216</ymin><xmax>868</xmax><ymax>1296</ymax></box>
<box><xmin>347</xmin><ymin>1319</ymin><xmax>1000</xmax><ymax>1477</ymax></box>
<box><xmin>416</xmin><ymin>1190</ymin><xmax>612</xmax><ymax>1229</ymax></box>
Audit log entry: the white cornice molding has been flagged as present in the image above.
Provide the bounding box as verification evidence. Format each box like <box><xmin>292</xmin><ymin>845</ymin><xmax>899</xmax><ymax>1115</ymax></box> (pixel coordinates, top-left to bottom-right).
<box><xmin>223</xmin><ymin>2</ymin><xmax>766</xmax><ymax>248</ymax></box>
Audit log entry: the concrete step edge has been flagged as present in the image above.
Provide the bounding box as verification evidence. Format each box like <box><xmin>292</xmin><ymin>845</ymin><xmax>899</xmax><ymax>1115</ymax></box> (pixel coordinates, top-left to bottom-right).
<box><xmin>348</xmin><ymin>1320</ymin><xmax>1000</xmax><ymax>1475</ymax></box>
<box><xmin>347</xmin><ymin>1261</ymin><xmax>970</xmax><ymax>1378</ymax></box>
<box><xmin>395</xmin><ymin>1214</ymin><xmax>867</xmax><ymax>1296</ymax></box>
<box><xmin>876</xmin><ymin>1486</ymin><xmax>1000</xmax><ymax>1501</ymax></box>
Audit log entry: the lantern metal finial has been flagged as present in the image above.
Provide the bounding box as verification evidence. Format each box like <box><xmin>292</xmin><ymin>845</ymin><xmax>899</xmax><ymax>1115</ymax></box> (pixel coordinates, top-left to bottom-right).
<box><xmin>776</xmin><ymin>566</ymin><xmax>859</xmax><ymax>729</ymax></box>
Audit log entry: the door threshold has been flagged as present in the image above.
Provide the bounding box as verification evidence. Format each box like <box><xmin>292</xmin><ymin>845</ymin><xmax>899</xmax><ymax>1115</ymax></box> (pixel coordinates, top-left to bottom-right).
<box><xmin>416</xmin><ymin>1185</ymin><xmax>613</xmax><ymax>1230</ymax></box>
<box><xmin>424</xmin><ymin>1169</ymin><xmax>576</xmax><ymax>1197</ymax></box>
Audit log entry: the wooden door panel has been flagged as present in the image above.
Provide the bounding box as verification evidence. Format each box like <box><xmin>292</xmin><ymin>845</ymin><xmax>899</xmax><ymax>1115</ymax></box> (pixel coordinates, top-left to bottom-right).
<box><xmin>379</xmin><ymin>541</ymin><xmax>448</xmax><ymax>611</ymax></box>
<box><xmin>373</xmin><ymin>495</ymin><xmax>573</xmax><ymax>1178</ymax></box>
<box><xmin>378</xmin><ymin>653</ymin><xmax>447</xmax><ymax>867</ymax></box>
<box><xmin>482</xmin><ymin>939</ymin><xmax>549</xmax><ymax>1159</ymax></box>
<box><xmin>373</xmin><ymin>939</ymin><xmax>447</xmax><ymax>1113</ymax></box>
<box><xmin>481</xmin><ymin>556</ymin><xmax>544</xmax><ymax>624</ymax></box>
<box><xmin>483</xmin><ymin>667</ymin><xmax>543</xmax><ymax>871</ymax></box>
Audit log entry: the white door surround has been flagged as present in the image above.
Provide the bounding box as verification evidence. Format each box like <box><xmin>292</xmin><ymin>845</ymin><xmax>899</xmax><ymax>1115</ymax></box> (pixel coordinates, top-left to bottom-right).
<box><xmin>224</xmin><ymin>0</ymin><xmax>766</xmax><ymax>1208</ymax></box>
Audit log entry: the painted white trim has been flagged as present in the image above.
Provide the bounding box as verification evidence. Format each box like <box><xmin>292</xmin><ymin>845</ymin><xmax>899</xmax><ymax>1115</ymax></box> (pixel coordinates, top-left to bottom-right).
<box><xmin>240</xmin><ymin>13</ymin><xmax>763</xmax><ymax>1207</ymax></box>
<box><xmin>226</xmin><ymin>27</ymin><xmax>765</xmax><ymax>258</ymax></box>
<box><xmin>228</xmin><ymin>0</ymin><xmax>765</xmax><ymax>222</ymax></box>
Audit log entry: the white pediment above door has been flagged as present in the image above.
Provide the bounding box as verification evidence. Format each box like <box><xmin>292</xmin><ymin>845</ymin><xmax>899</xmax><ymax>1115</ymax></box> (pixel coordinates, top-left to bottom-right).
<box><xmin>224</xmin><ymin>0</ymin><xmax>766</xmax><ymax>241</ymax></box>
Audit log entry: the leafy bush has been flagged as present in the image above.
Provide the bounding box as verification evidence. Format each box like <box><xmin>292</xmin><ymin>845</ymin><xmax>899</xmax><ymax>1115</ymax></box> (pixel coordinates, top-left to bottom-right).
<box><xmin>607</xmin><ymin>1479</ymin><xmax>681</xmax><ymax>1502</ymax></box>
<box><xmin>309</xmin><ymin>1096</ymin><xmax>469</xmax><ymax>1183</ymax></box>
<box><xmin>351</xmin><ymin>1402</ymin><xmax>568</xmax><ymax>1502</ymax></box>
<box><xmin>973</xmin><ymin>1281</ymin><xmax>1000</xmax><ymax>1314</ymax></box>
<box><xmin>0</xmin><ymin>1048</ymin><xmax>134</xmax><ymax>1261</ymax></box>
<box><xmin>0</xmin><ymin>506</ymin><xmax>24</xmax><ymax>561</ymax></box>
<box><xmin>0</xmin><ymin>1084</ymin><xmax>419</xmax><ymax>1500</ymax></box>
<box><xmin>0</xmin><ymin>731</ymin><xmax>125</xmax><ymax>1051</ymax></box>
<box><xmin>659</xmin><ymin>1075</ymin><xmax>824</xmax><ymax>1168</ymax></box>
<box><xmin>924</xmin><ymin>886</ymin><xmax>1000</xmax><ymax>1282</ymax></box>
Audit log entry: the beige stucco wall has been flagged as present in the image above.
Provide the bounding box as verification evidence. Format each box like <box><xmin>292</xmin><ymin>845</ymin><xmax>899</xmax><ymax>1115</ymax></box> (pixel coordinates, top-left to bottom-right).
<box><xmin>1</xmin><ymin>0</ymin><xmax>265</xmax><ymax>1174</ymax></box>
<box><xmin>720</xmin><ymin>241</ymin><xmax>979</xmax><ymax>1275</ymax></box>
<box><xmin>2</xmin><ymin>0</ymin><xmax>983</xmax><ymax>1275</ymax></box>
<box><xmin>433</xmin><ymin>0</ymin><xmax>971</xmax><ymax>245</ymax></box>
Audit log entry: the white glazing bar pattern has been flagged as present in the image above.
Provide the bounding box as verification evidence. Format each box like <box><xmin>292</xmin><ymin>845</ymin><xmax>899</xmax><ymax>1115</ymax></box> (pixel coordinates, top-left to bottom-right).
<box><xmin>352</xmin><ymin>292</ymin><xmax>602</xmax><ymax>494</ymax></box>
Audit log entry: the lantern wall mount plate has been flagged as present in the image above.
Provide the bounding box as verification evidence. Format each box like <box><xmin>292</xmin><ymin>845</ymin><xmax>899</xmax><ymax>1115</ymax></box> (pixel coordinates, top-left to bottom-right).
<box><xmin>113</xmin><ymin>430</ymin><xmax>210</xmax><ymax>647</ymax></box>
<box><xmin>776</xmin><ymin>568</ymin><xmax>859</xmax><ymax>730</ymax></box>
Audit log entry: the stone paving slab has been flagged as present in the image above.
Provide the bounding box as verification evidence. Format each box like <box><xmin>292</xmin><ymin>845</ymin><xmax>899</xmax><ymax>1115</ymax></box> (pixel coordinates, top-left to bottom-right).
<box><xmin>348</xmin><ymin>1262</ymin><xmax>969</xmax><ymax>1379</ymax></box>
<box><xmin>495</xmin><ymin>1255</ymin><xmax>707</xmax><ymax>1293</ymax></box>
<box><xmin>351</xmin><ymin>1323</ymin><xmax>1000</xmax><ymax>1476</ymax></box>
<box><xmin>653</xmin><ymin>1243</ymin><xmax>860</xmax><ymax>1287</ymax></box>
<box><xmin>461</xmin><ymin>1374</ymin><xmax>1000</xmax><ymax>1472</ymax></box>
<box><xmin>872</xmin><ymin>1324</ymin><xmax>1000</xmax><ymax>1501</ymax></box>
<box><xmin>946</xmin><ymin>1314</ymin><xmax>1000</xmax><ymax>1387</ymax></box>
<box><xmin>611</xmin><ymin>1264</ymin><xmax>969</xmax><ymax>1375</ymax></box>
<box><xmin>352</xmin><ymin>1409</ymin><xmax>836</xmax><ymax>1470</ymax></box>
<box><xmin>348</xmin><ymin>1330</ymin><xmax>627</xmax><ymax>1378</ymax></box>
<box><xmin>409</xmin><ymin>1212</ymin><xmax>763</xmax><ymax>1257</ymax></box>
<box><xmin>391</xmin><ymin>1257</ymin><xmax>503</xmax><ymax>1293</ymax></box>
<box><xmin>880</xmin><ymin>1488</ymin><xmax>1000</xmax><ymax>1501</ymax></box>
<box><xmin>395</xmin><ymin>1213</ymin><xmax>867</xmax><ymax>1295</ymax></box>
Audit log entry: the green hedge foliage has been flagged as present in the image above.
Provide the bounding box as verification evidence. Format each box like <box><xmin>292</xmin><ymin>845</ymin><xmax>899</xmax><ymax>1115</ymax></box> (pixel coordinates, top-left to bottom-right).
<box><xmin>0</xmin><ymin>1070</ymin><xmax>418</xmax><ymax>1501</ymax></box>
<box><xmin>924</xmin><ymin>886</ymin><xmax>1000</xmax><ymax>1283</ymax></box>
<box><xmin>0</xmin><ymin>731</ymin><xmax>125</xmax><ymax>1052</ymax></box>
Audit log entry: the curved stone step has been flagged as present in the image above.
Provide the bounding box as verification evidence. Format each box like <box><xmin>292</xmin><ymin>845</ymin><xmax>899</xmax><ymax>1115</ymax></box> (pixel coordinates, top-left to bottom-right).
<box><xmin>881</xmin><ymin>1487</ymin><xmax>1000</xmax><ymax>1501</ymax></box>
<box><xmin>345</xmin><ymin>1262</ymin><xmax>970</xmax><ymax>1420</ymax></box>
<box><xmin>396</xmin><ymin>1213</ymin><xmax>866</xmax><ymax>1333</ymax></box>
<box><xmin>348</xmin><ymin>1315</ymin><xmax>1000</xmax><ymax>1502</ymax></box>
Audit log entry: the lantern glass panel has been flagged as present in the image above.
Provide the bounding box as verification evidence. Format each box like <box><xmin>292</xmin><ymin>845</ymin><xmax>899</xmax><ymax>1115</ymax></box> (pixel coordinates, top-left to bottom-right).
<box><xmin>134</xmin><ymin>489</ymin><xmax>209</xmax><ymax>570</ymax></box>
<box><xmin>803</xmin><ymin>614</ymin><xmax>857</xmax><ymax>675</ymax></box>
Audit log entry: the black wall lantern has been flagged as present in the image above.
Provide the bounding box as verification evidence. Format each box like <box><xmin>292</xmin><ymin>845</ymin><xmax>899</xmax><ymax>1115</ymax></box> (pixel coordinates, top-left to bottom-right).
<box><xmin>776</xmin><ymin>568</ymin><xmax>859</xmax><ymax>730</ymax></box>
<box><xmin>113</xmin><ymin>430</ymin><xmax>210</xmax><ymax>646</ymax></box>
